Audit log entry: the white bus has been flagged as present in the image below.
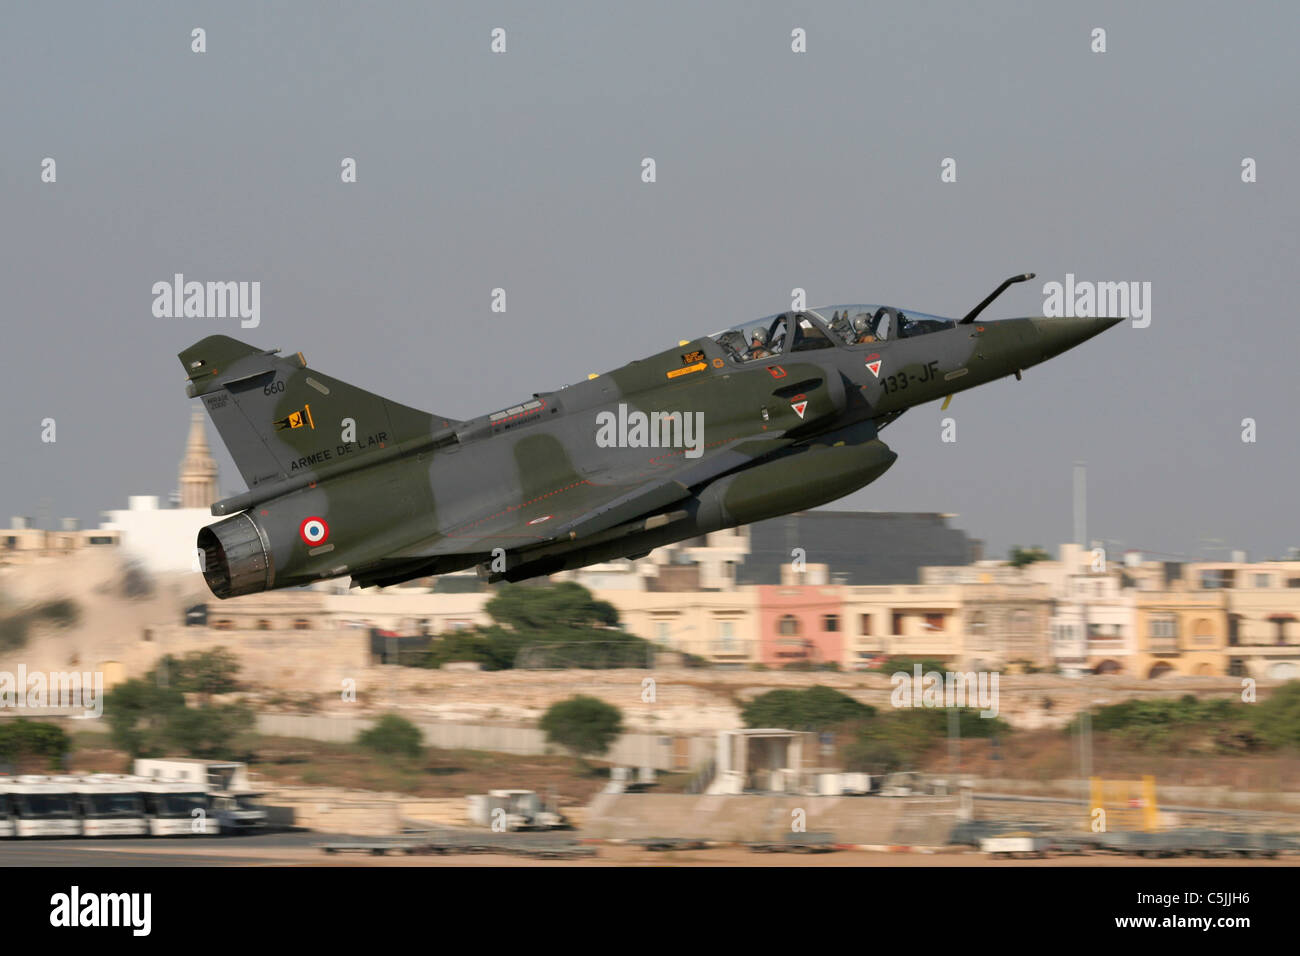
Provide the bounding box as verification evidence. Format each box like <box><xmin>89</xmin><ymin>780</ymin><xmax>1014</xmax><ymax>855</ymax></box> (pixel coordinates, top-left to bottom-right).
<box><xmin>138</xmin><ymin>780</ymin><xmax>217</xmax><ymax>836</ymax></box>
<box><xmin>72</xmin><ymin>775</ymin><xmax>149</xmax><ymax>837</ymax></box>
<box><xmin>0</xmin><ymin>782</ymin><xmax>15</xmax><ymax>838</ymax></box>
<box><xmin>4</xmin><ymin>776</ymin><xmax>82</xmax><ymax>837</ymax></box>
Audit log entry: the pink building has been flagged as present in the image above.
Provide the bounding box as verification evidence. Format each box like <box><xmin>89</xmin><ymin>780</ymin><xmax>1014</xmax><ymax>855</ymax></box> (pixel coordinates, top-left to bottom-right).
<box><xmin>757</xmin><ymin>585</ymin><xmax>845</xmax><ymax>667</ymax></box>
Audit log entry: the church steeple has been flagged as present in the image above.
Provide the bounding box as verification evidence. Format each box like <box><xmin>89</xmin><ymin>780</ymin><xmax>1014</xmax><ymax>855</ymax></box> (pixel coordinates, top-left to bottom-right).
<box><xmin>179</xmin><ymin>408</ymin><xmax>219</xmax><ymax>509</ymax></box>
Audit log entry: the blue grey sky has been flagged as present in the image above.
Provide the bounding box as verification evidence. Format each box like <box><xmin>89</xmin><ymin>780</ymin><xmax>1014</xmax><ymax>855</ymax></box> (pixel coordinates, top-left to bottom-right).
<box><xmin>2</xmin><ymin>1</ymin><xmax>1297</xmax><ymax>561</ymax></box>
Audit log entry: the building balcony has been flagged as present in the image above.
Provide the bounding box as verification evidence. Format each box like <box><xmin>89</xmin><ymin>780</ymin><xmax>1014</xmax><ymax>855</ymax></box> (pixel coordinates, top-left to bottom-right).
<box><xmin>1087</xmin><ymin>636</ymin><xmax>1126</xmax><ymax>648</ymax></box>
<box><xmin>888</xmin><ymin>638</ymin><xmax>960</xmax><ymax>656</ymax></box>
<box><xmin>851</xmin><ymin>639</ymin><xmax>888</xmax><ymax>653</ymax></box>
<box><xmin>1227</xmin><ymin>644</ymin><xmax>1300</xmax><ymax>656</ymax></box>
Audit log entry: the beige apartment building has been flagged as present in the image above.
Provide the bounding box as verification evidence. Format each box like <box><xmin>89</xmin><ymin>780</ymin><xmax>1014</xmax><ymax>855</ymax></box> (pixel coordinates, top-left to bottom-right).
<box><xmin>599</xmin><ymin>587</ymin><xmax>760</xmax><ymax>667</ymax></box>
<box><xmin>1133</xmin><ymin>589</ymin><xmax>1228</xmax><ymax>678</ymax></box>
<box><xmin>840</xmin><ymin>580</ymin><xmax>1052</xmax><ymax>671</ymax></box>
<box><xmin>1181</xmin><ymin>561</ymin><xmax>1300</xmax><ymax>680</ymax></box>
<box><xmin>1</xmin><ymin>517</ymin><xmax>121</xmax><ymax>566</ymax></box>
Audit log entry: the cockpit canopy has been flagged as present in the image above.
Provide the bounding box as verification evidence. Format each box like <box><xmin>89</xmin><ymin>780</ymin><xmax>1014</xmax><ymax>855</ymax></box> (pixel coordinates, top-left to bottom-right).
<box><xmin>709</xmin><ymin>306</ymin><xmax>956</xmax><ymax>364</ymax></box>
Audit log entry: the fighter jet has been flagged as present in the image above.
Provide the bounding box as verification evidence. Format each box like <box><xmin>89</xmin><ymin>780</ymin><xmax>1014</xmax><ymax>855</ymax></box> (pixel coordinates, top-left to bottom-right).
<box><xmin>180</xmin><ymin>273</ymin><xmax>1121</xmax><ymax>598</ymax></box>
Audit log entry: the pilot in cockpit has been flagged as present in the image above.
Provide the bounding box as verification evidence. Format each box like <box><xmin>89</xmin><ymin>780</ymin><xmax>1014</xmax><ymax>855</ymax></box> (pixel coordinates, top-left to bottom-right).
<box><xmin>828</xmin><ymin>310</ymin><xmax>850</xmax><ymax>340</ymax></box>
<box><xmin>747</xmin><ymin>327</ymin><xmax>771</xmax><ymax>360</ymax></box>
<box><xmin>853</xmin><ymin>312</ymin><xmax>877</xmax><ymax>344</ymax></box>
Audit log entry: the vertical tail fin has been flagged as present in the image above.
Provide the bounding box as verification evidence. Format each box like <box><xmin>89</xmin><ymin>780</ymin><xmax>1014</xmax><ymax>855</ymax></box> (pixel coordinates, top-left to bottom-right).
<box><xmin>178</xmin><ymin>335</ymin><xmax>458</xmax><ymax>494</ymax></box>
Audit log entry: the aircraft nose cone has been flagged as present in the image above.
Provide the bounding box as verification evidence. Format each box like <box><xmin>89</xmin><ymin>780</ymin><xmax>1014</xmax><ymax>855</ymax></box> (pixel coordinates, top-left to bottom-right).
<box><xmin>1029</xmin><ymin>315</ymin><xmax>1122</xmax><ymax>361</ymax></box>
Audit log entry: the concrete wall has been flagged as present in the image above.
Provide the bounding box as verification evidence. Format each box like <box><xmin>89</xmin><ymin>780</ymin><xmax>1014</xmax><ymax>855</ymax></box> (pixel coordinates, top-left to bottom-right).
<box><xmin>255</xmin><ymin>713</ymin><xmax>714</xmax><ymax>771</ymax></box>
<box><xmin>584</xmin><ymin>792</ymin><xmax>959</xmax><ymax>845</ymax></box>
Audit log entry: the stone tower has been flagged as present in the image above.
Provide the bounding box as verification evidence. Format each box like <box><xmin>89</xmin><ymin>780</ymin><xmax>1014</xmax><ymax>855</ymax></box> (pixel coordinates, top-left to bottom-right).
<box><xmin>178</xmin><ymin>408</ymin><xmax>219</xmax><ymax>509</ymax></box>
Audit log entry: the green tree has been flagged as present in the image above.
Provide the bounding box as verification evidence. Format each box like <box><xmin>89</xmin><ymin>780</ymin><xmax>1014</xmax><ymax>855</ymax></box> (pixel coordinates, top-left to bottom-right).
<box><xmin>1008</xmin><ymin>546</ymin><xmax>1050</xmax><ymax>568</ymax></box>
<box><xmin>104</xmin><ymin>651</ymin><xmax>252</xmax><ymax>758</ymax></box>
<box><xmin>0</xmin><ymin>598</ymin><xmax>82</xmax><ymax>651</ymax></box>
<box><xmin>486</xmin><ymin>582</ymin><xmax>620</xmax><ymax>631</ymax></box>
<box><xmin>540</xmin><ymin>695</ymin><xmax>624</xmax><ymax>760</ymax></box>
<box><xmin>103</xmin><ymin>678</ymin><xmax>186</xmax><ymax>758</ymax></box>
<box><xmin>421</xmin><ymin>582</ymin><xmax>648</xmax><ymax>671</ymax></box>
<box><xmin>32</xmin><ymin>598</ymin><xmax>81</xmax><ymax>628</ymax></box>
<box><xmin>357</xmin><ymin>713</ymin><xmax>424</xmax><ymax>761</ymax></box>
<box><xmin>156</xmin><ymin>648</ymin><xmax>242</xmax><ymax>701</ymax></box>
<box><xmin>0</xmin><ymin>719</ymin><xmax>70</xmax><ymax>770</ymax></box>
<box><xmin>1253</xmin><ymin>680</ymin><xmax>1300</xmax><ymax>748</ymax></box>
<box><xmin>165</xmin><ymin>703</ymin><xmax>255</xmax><ymax>759</ymax></box>
<box><xmin>741</xmin><ymin>685</ymin><xmax>875</xmax><ymax>731</ymax></box>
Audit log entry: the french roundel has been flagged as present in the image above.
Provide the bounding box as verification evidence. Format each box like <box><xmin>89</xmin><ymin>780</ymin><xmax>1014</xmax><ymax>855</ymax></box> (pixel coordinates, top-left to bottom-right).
<box><xmin>299</xmin><ymin>516</ymin><xmax>330</xmax><ymax>545</ymax></box>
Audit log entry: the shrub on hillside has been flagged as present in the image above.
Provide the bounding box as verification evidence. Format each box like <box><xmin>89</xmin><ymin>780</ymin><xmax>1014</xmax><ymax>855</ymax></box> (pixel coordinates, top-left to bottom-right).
<box><xmin>357</xmin><ymin>714</ymin><xmax>424</xmax><ymax>761</ymax></box>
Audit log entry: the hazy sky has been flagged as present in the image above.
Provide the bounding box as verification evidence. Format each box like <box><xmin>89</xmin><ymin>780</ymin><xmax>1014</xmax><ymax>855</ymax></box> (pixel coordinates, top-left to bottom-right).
<box><xmin>2</xmin><ymin>2</ymin><xmax>1297</xmax><ymax>562</ymax></box>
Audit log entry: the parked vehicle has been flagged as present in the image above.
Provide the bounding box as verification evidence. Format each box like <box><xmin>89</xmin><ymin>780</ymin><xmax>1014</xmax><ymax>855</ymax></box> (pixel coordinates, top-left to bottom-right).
<box><xmin>72</xmin><ymin>775</ymin><xmax>148</xmax><ymax>837</ymax></box>
<box><xmin>3</xmin><ymin>776</ymin><xmax>82</xmax><ymax>837</ymax></box>
<box><xmin>210</xmin><ymin>792</ymin><xmax>268</xmax><ymax>832</ymax></box>
<box><xmin>138</xmin><ymin>781</ymin><xmax>217</xmax><ymax>836</ymax></box>
<box><xmin>0</xmin><ymin>785</ymin><xmax>16</xmax><ymax>838</ymax></box>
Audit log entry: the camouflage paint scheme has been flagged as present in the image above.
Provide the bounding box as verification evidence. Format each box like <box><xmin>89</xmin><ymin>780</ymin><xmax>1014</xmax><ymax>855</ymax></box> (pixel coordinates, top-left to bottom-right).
<box><xmin>178</xmin><ymin>275</ymin><xmax>1121</xmax><ymax>598</ymax></box>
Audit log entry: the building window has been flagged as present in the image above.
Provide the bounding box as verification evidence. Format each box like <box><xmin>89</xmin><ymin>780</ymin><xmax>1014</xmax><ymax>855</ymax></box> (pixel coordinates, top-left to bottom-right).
<box><xmin>1192</xmin><ymin>618</ymin><xmax>1215</xmax><ymax>643</ymax></box>
<box><xmin>859</xmin><ymin>614</ymin><xmax>872</xmax><ymax>636</ymax></box>
<box><xmin>778</xmin><ymin>615</ymin><xmax>801</xmax><ymax>637</ymax></box>
<box><xmin>654</xmin><ymin>621</ymin><xmax>672</xmax><ymax>644</ymax></box>
<box><xmin>716</xmin><ymin>620</ymin><xmax>735</xmax><ymax>640</ymax></box>
<box><xmin>823</xmin><ymin>614</ymin><xmax>839</xmax><ymax>632</ymax></box>
<box><xmin>1255</xmin><ymin>574</ymin><xmax>1271</xmax><ymax>588</ymax></box>
<box><xmin>1149</xmin><ymin>617</ymin><xmax>1177</xmax><ymax>639</ymax></box>
<box><xmin>293</xmin><ymin>618</ymin><xmax>312</xmax><ymax>631</ymax></box>
<box><xmin>256</xmin><ymin>619</ymin><xmax>272</xmax><ymax>631</ymax></box>
<box><xmin>891</xmin><ymin>613</ymin><xmax>904</xmax><ymax>636</ymax></box>
<box><xmin>213</xmin><ymin>619</ymin><xmax>233</xmax><ymax>631</ymax></box>
<box><xmin>969</xmin><ymin>612</ymin><xmax>986</xmax><ymax>635</ymax></box>
<box><xmin>923</xmin><ymin>613</ymin><xmax>946</xmax><ymax>632</ymax></box>
<box><xmin>1270</xmin><ymin>617</ymin><xmax>1293</xmax><ymax>645</ymax></box>
<box><xmin>1200</xmin><ymin>569</ymin><xmax>1233</xmax><ymax>590</ymax></box>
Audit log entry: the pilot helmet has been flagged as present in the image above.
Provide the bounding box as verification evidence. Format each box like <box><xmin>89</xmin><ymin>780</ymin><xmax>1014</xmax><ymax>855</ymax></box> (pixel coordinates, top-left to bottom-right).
<box><xmin>750</xmin><ymin>327</ymin><xmax>768</xmax><ymax>345</ymax></box>
<box><xmin>852</xmin><ymin>313</ymin><xmax>873</xmax><ymax>334</ymax></box>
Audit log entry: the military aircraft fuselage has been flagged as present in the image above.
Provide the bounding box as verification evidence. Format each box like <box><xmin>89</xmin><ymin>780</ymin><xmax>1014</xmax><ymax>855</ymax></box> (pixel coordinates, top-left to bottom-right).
<box><xmin>180</xmin><ymin>275</ymin><xmax>1122</xmax><ymax>598</ymax></box>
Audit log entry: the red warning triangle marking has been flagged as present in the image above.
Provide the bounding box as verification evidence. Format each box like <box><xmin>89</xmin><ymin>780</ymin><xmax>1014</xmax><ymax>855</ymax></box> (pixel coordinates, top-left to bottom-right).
<box><xmin>865</xmin><ymin>353</ymin><xmax>882</xmax><ymax>378</ymax></box>
<box><xmin>791</xmin><ymin>401</ymin><xmax>808</xmax><ymax>419</ymax></box>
